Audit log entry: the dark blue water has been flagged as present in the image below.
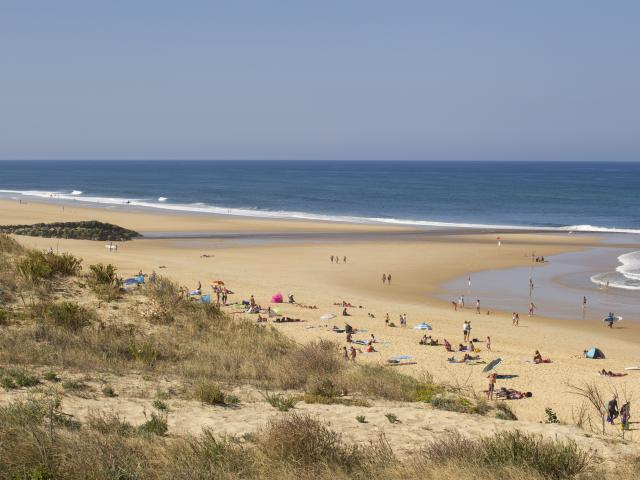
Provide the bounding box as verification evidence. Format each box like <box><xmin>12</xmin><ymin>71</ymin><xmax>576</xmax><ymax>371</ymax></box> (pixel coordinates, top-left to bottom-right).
<box><xmin>1</xmin><ymin>161</ymin><xmax>639</xmax><ymax>232</ymax></box>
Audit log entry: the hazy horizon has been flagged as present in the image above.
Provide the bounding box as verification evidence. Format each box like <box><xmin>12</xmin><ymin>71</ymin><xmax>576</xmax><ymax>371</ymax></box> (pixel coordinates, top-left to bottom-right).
<box><xmin>1</xmin><ymin>1</ymin><xmax>638</xmax><ymax>161</ymax></box>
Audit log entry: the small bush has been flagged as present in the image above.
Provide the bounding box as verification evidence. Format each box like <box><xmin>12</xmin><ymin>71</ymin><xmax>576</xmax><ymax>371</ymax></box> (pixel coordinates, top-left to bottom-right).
<box><xmin>62</xmin><ymin>379</ymin><xmax>89</xmax><ymax>391</ymax></box>
<box><xmin>257</xmin><ymin>413</ymin><xmax>371</xmax><ymax>472</ymax></box>
<box><xmin>545</xmin><ymin>407</ymin><xmax>559</xmax><ymax>424</ymax></box>
<box><xmin>43</xmin><ymin>301</ymin><xmax>94</xmax><ymax>331</ymax></box>
<box><xmin>87</xmin><ymin>411</ymin><xmax>134</xmax><ymax>436</ymax></box>
<box><xmin>152</xmin><ymin>399</ymin><xmax>169</xmax><ymax>411</ymax></box>
<box><xmin>264</xmin><ymin>393</ymin><xmax>298</xmax><ymax>412</ymax></box>
<box><xmin>11</xmin><ymin>369</ymin><xmax>40</xmax><ymax>387</ymax></box>
<box><xmin>195</xmin><ymin>381</ymin><xmax>226</xmax><ymax>405</ymax></box>
<box><xmin>16</xmin><ymin>250</ymin><xmax>81</xmax><ymax>284</ymax></box>
<box><xmin>137</xmin><ymin>412</ymin><xmax>168</xmax><ymax>436</ymax></box>
<box><xmin>385</xmin><ymin>413</ymin><xmax>399</xmax><ymax>424</ymax></box>
<box><xmin>1</xmin><ymin>376</ymin><xmax>17</xmax><ymax>390</ymax></box>
<box><xmin>431</xmin><ymin>393</ymin><xmax>474</xmax><ymax>413</ymax></box>
<box><xmin>44</xmin><ymin>371</ymin><xmax>59</xmax><ymax>382</ymax></box>
<box><xmin>421</xmin><ymin>430</ymin><xmax>593</xmax><ymax>480</ymax></box>
<box><xmin>225</xmin><ymin>394</ymin><xmax>240</xmax><ymax>405</ymax></box>
<box><xmin>101</xmin><ymin>384</ymin><xmax>117</xmax><ymax>397</ymax></box>
<box><xmin>356</xmin><ymin>415</ymin><xmax>366</xmax><ymax>423</ymax></box>
<box><xmin>0</xmin><ymin>307</ymin><xmax>9</xmax><ymax>325</ymax></box>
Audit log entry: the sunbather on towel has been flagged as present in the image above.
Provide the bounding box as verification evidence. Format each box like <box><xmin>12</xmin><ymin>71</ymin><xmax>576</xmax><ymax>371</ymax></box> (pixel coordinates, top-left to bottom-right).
<box><xmin>599</xmin><ymin>369</ymin><xmax>627</xmax><ymax>377</ymax></box>
<box><xmin>533</xmin><ymin>350</ymin><xmax>551</xmax><ymax>364</ymax></box>
<box><xmin>496</xmin><ymin>387</ymin><xmax>532</xmax><ymax>400</ymax></box>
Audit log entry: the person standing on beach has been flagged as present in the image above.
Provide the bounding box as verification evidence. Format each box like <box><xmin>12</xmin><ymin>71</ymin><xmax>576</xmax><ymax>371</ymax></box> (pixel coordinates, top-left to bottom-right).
<box><xmin>487</xmin><ymin>373</ymin><xmax>497</xmax><ymax>399</ymax></box>
<box><xmin>476</xmin><ymin>299</ymin><xmax>481</xmax><ymax>314</ymax></box>
<box><xmin>459</xmin><ymin>295</ymin><xmax>465</xmax><ymax>309</ymax></box>
<box><xmin>529</xmin><ymin>302</ymin><xmax>536</xmax><ymax>316</ymax></box>
<box><xmin>350</xmin><ymin>346</ymin><xmax>357</xmax><ymax>362</ymax></box>
<box><xmin>387</xmin><ymin>274</ymin><xmax>392</xmax><ymax>285</ymax></box>
<box><xmin>486</xmin><ymin>336</ymin><xmax>491</xmax><ymax>351</ymax></box>
<box><xmin>343</xmin><ymin>256</ymin><xmax>347</xmax><ymax>263</ymax></box>
<box><xmin>330</xmin><ymin>255</ymin><xmax>334</xmax><ymax>263</ymax></box>
<box><xmin>463</xmin><ymin>321</ymin><xmax>469</xmax><ymax>342</ymax></box>
<box><xmin>382</xmin><ymin>273</ymin><xmax>387</xmax><ymax>284</ymax></box>
<box><xmin>343</xmin><ymin>346</ymin><xmax>349</xmax><ymax>361</ymax></box>
<box><xmin>335</xmin><ymin>255</ymin><xmax>339</xmax><ymax>263</ymax></box>
<box><xmin>385</xmin><ymin>313</ymin><xmax>390</xmax><ymax>326</ymax></box>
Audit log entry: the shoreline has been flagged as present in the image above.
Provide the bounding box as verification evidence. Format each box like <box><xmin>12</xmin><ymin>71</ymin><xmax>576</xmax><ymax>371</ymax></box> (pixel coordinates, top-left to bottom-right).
<box><xmin>3</xmin><ymin>192</ymin><xmax>640</xmax><ymax>234</ymax></box>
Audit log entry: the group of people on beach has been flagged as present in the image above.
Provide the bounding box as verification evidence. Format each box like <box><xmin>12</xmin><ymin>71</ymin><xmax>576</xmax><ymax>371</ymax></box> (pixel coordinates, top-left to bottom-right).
<box><xmin>381</xmin><ymin>273</ymin><xmax>392</xmax><ymax>285</ymax></box>
<box><xmin>330</xmin><ymin>255</ymin><xmax>347</xmax><ymax>263</ymax></box>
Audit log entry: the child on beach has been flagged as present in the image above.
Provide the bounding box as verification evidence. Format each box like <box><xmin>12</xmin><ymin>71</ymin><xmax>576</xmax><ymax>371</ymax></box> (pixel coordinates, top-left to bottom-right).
<box><xmin>350</xmin><ymin>346</ymin><xmax>357</xmax><ymax>361</ymax></box>
<box><xmin>486</xmin><ymin>336</ymin><xmax>491</xmax><ymax>351</ymax></box>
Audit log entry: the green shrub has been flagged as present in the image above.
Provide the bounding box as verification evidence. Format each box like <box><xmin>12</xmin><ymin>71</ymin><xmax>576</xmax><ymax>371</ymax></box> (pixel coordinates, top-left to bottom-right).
<box><xmin>16</xmin><ymin>250</ymin><xmax>81</xmax><ymax>284</ymax></box>
<box><xmin>137</xmin><ymin>412</ymin><xmax>168</xmax><ymax>436</ymax></box>
<box><xmin>196</xmin><ymin>381</ymin><xmax>226</xmax><ymax>405</ymax></box>
<box><xmin>44</xmin><ymin>302</ymin><xmax>94</xmax><ymax>331</ymax></box>
<box><xmin>1</xmin><ymin>376</ymin><xmax>17</xmax><ymax>390</ymax></box>
<box><xmin>11</xmin><ymin>369</ymin><xmax>40</xmax><ymax>387</ymax></box>
<box><xmin>545</xmin><ymin>407</ymin><xmax>559</xmax><ymax>424</ymax></box>
<box><xmin>264</xmin><ymin>393</ymin><xmax>298</xmax><ymax>412</ymax></box>
<box><xmin>88</xmin><ymin>263</ymin><xmax>119</xmax><ymax>285</ymax></box>
<box><xmin>355</xmin><ymin>415</ymin><xmax>366</xmax><ymax>423</ymax></box>
<box><xmin>62</xmin><ymin>379</ymin><xmax>88</xmax><ymax>391</ymax></box>
<box><xmin>431</xmin><ymin>393</ymin><xmax>474</xmax><ymax>413</ymax></box>
<box><xmin>225</xmin><ymin>394</ymin><xmax>240</xmax><ymax>405</ymax></box>
<box><xmin>385</xmin><ymin>413</ymin><xmax>399</xmax><ymax>424</ymax></box>
<box><xmin>0</xmin><ymin>307</ymin><xmax>9</xmax><ymax>325</ymax></box>
<box><xmin>152</xmin><ymin>399</ymin><xmax>169</xmax><ymax>411</ymax></box>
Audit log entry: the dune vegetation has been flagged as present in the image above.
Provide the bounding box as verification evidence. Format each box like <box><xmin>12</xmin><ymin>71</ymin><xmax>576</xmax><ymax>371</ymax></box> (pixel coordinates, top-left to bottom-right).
<box><xmin>0</xmin><ymin>233</ymin><xmax>638</xmax><ymax>479</ymax></box>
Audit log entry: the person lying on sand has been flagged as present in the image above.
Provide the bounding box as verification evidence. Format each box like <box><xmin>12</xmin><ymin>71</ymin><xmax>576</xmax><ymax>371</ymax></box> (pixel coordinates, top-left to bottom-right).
<box><xmin>256</xmin><ymin>314</ymin><xmax>267</xmax><ymax>323</ymax></box>
<box><xmin>345</xmin><ymin>324</ymin><xmax>354</xmax><ymax>334</ymax></box>
<box><xmin>447</xmin><ymin>354</ymin><xmax>480</xmax><ymax>363</ymax></box>
<box><xmin>273</xmin><ymin>317</ymin><xmax>303</xmax><ymax>323</ymax></box>
<box><xmin>600</xmin><ymin>369</ymin><xmax>627</xmax><ymax>377</ymax></box>
<box><xmin>495</xmin><ymin>388</ymin><xmax>532</xmax><ymax>400</ymax></box>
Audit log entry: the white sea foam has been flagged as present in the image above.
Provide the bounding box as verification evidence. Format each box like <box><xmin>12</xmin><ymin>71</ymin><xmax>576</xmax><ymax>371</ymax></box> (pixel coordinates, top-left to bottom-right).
<box><xmin>2</xmin><ymin>188</ymin><xmax>640</xmax><ymax>235</ymax></box>
<box><xmin>590</xmin><ymin>251</ymin><xmax>640</xmax><ymax>291</ymax></box>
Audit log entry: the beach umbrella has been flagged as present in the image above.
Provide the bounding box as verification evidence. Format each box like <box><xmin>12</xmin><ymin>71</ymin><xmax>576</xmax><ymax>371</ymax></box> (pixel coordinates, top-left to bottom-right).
<box><xmin>483</xmin><ymin>358</ymin><xmax>502</xmax><ymax>373</ymax></box>
<box><xmin>320</xmin><ymin>313</ymin><xmax>336</xmax><ymax>321</ymax></box>
<box><xmin>413</xmin><ymin>322</ymin><xmax>432</xmax><ymax>331</ymax></box>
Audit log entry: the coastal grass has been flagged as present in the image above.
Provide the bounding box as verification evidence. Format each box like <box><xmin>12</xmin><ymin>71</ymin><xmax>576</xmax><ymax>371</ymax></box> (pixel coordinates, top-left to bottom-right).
<box><xmin>0</xmin><ymin>397</ymin><xmax>608</xmax><ymax>480</ymax></box>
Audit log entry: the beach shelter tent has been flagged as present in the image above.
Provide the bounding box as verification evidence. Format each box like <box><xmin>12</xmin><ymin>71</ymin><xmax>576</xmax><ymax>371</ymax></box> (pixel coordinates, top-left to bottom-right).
<box><xmin>271</xmin><ymin>293</ymin><xmax>283</xmax><ymax>303</ymax></box>
<box><xmin>585</xmin><ymin>347</ymin><xmax>605</xmax><ymax>359</ymax></box>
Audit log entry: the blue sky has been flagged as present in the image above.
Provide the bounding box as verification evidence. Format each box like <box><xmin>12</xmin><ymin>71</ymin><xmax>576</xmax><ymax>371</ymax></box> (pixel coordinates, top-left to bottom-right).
<box><xmin>1</xmin><ymin>1</ymin><xmax>638</xmax><ymax>160</ymax></box>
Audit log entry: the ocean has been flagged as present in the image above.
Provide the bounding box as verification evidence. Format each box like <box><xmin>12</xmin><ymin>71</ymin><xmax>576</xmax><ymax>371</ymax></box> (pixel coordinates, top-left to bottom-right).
<box><xmin>1</xmin><ymin>160</ymin><xmax>639</xmax><ymax>291</ymax></box>
<box><xmin>1</xmin><ymin>160</ymin><xmax>639</xmax><ymax>233</ymax></box>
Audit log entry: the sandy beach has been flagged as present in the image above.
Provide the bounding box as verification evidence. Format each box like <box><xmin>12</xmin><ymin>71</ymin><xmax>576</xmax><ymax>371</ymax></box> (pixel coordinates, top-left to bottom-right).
<box><xmin>3</xmin><ymin>198</ymin><xmax>640</xmax><ymax>430</ymax></box>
